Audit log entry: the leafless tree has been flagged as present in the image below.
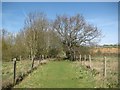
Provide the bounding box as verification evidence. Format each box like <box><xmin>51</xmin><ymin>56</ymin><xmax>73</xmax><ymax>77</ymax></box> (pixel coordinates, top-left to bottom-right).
<box><xmin>23</xmin><ymin>12</ymin><xmax>49</xmax><ymax>59</ymax></box>
<box><xmin>53</xmin><ymin>14</ymin><xmax>101</xmax><ymax>60</ymax></box>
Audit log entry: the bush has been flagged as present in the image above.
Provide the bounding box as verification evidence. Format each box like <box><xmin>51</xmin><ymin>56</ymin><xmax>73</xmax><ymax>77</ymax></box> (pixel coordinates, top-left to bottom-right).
<box><xmin>48</xmin><ymin>48</ymin><xmax>59</xmax><ymax>58</ymax></box>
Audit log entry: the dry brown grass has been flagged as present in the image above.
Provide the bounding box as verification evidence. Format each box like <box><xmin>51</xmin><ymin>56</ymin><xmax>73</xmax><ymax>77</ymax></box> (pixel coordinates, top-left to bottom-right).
<box><xmin>2</xmin><ymin>60</ymin><xmax>41</xmax><ymax>88</ymax></box>
<box><xmin>79</xmin><ymin>55</ymin><xmax>118</xmax><ymax>88</ymax></box>
<box><xmin>92</xmin><ymin>47</ymin><xmax>118</xmax><ymax>54</ymax></box>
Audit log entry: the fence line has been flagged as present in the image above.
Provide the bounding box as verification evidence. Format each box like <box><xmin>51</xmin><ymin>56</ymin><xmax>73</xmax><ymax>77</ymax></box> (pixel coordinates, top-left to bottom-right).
<box><xmin>84</xmin><ymin>55</ymin><xmax>86</xmax><ymax>65</ymax></box>
<box><xmin>79</xmin><ymin>54</ymin><xmax>81</xmax><ymax>63</ymax></box>
<box><xmin>89</xmin><ymin>55</ymin><xmax>92</xmax><ymax>68</ymax></box>
<box><xmin>3</xmin><ymin>54</ymin><xmax>117</xmax><ymax>88</ymax></box>
<box><xmin>79</xmin><ymin>54</ymin><xmax>112</xmax><ymax>87</ymax></box>
<box><xmin>31</xmin><ymin>56</ymin><xmax>34</xmax><ymax>70</ymax></box>
<box><xmin>19</xmin><ymin>56</ymin><xmax>21</xmax><ymax>61</ymax></box>
<box><xmin>13</xmin><ymin>58</ymin><xmax>16</xmax><ymax>84</ymax></box>
<box><xmin>103</xmin><ymin>56</ymin><xmax>107</xmax><ymax>78</ymax></box>
<box><xmin>11</xmin><ymin>54</ymin><xmax>48</xmax><ymax>87</ymax></box>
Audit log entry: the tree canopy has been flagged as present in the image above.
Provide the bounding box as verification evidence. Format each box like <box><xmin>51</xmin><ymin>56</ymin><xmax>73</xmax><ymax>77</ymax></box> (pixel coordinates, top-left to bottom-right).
<box><xmin>2</xmin><ymin>12</ymin><xmax>101</xmax><ymax>61</ymax></box>
<box><xmin>53</xmin><ymin>14</ymin><xmax>101</xmax><ymax>60</ymax></box>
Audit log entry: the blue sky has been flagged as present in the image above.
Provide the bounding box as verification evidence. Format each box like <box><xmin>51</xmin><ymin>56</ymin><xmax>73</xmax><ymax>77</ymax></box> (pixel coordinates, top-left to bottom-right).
<box><xmin>2</xmin><ymin>2</ymin><xmax>118</xmax><ymax>45</ymax></box>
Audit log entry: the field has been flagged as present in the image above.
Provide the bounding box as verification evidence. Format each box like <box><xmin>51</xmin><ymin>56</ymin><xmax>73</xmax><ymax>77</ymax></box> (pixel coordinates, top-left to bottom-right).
<box><xmin>83</xmin><ymin>55</ymin><xmax>118</xmax><ymax>88</ymax></box>
<box><xmin>92</xmin><ymin>47</ymin><xmax>118</xmax><ymax>54</ymax></box>
<box><xmin>14</xmin><ymin>60</ymin><xmax>95</xmax><ymax>88</ymax></box>
<box><xmin>2</xmin><ymin>60</ymin><xmax>39</xmax><ymax>88</ymax></box>
<box><xmin>2</xmin><ymin>56</ymin><xmax>118</xmax><ymax>88</ymax></box>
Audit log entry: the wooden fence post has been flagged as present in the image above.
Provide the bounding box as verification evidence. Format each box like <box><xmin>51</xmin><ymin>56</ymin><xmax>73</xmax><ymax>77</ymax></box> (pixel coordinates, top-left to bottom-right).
<box><xmin>103</xmin><ymin>56</ymin><xmax>107</xmax><ymax>78</ymax></box>
<box><xmin>80</xmin><ymin>54</ymin><xmax>83</xmax><ymax>65</ymax></box>
<box><xmin>89</xmin><ymin>55</ymin><xmax>92</xmax><ymax>68</ymax></box>
<box><xmin>29</xmin><ymin>55</ymin><xmax>31</xmax><ymax>60</ymax></box>
<box><xmin>41</xmin><ymin>55</ymin><xmax>42</xmax><ymax>60</ymax></box>
<box><xmin>39</xmin><ymin>55</ymin><xmax>41</xmax><ymax>64</ymax></box>
<box><xmin>42</xmin><ymin>55</ymin><xmax>44</xmax><ymax>60</ymax></box>
<box><xmin>31</xmin><ymin>56</ymin><xmax>34</xmax><ymax>70</ymax></box>
<box><xmin>44</xmin><ymin>55</ymin><xmax>46</xmax><ymax>59</ymax></box>
<box><xmin>38</xmin><ymin>59</ymin><xmax>40</xmax><ymax>65</ymax></box>
<box><xmin>79</xmin><ymin>54</ymin><xmax>81</xmax><ymax>62</ymax></box>
<box><xmin>19</xmin><ymin>55</ymin><xmax>21</xmax><ymax>61</ymax></box>
<box><xmin>13</xmin><ymin>58</ymin><xmax>16</xmax><ymax>84</ymax></box>
<box><xmin>84</xmin><ymin>55</ymin><xmax>86</xmax><ymax>65</ymax></box>
<box><xmin>84</xmin><ymin>55</ymin><xmax>86</xmax><ymax>61</ymax></box>
<box><xmin>44</xmin><ymin>55</ymin><xmax>45</xmax><ymax>59</ymax></box>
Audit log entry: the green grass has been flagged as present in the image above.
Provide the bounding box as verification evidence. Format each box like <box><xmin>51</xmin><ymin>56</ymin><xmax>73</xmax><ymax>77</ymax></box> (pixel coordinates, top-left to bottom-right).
<box><xmin>2</xmin><ymin>60</ymin><xmax>39</xmax><ymax>87</ymax></box>
<box><xmin>87</xmin><ymin>55</ymin><xmax>118</xmax><ymax>88</ymax></box>
<box><xmin>3</xmin><ymin>55</ymin><xmax>118</xmax><ymax>88</ymax></box>
<box><xmin>14</xmin><ymin>60</ymin><xmax>95</xmax><ymax>88</ymax></box>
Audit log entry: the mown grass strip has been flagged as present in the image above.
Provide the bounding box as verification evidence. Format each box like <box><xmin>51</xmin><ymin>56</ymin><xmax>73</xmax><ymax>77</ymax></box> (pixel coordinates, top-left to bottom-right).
<box><xmin>14</xmin><ymin>60</ymin><xmax>95</xmax><ymax>88</ymax></box>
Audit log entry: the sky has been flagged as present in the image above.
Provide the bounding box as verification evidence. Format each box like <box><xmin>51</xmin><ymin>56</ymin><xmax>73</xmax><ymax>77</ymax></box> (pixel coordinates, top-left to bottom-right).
<box><xmin>2</xmin><ymin>2</ymin><xmax>118</xmax><ymax>45</ymax></box>
<box><xmin>2</xmin><ymin>0</ymin><xmax>120</xmax><ymax>2</ymax></box>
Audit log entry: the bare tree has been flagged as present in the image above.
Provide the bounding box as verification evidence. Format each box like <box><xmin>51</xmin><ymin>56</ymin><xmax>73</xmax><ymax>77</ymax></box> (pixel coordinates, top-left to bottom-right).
<box><xmin>53</xmin><ymin>14</ymin><xmax>101</xmax><ymax>60</ymax></box>
<box><xmin>23</xmin><ymin>12</ymin><xmax>48</xmax><ymax>59</ymax></box>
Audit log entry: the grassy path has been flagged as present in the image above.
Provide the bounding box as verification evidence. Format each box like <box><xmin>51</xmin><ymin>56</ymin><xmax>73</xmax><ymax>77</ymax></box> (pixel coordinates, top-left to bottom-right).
<box><xmin>14</xmin><ymin>60</ymin><xmax>95</xmax><ymax>88</ymax></box>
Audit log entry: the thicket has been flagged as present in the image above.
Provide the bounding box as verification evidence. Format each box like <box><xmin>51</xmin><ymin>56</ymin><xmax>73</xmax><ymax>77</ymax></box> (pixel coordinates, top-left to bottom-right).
<box><xmin>2</xmin><ymin>12</ymin><xmax>101</xmax><ymax>61</ymax></box>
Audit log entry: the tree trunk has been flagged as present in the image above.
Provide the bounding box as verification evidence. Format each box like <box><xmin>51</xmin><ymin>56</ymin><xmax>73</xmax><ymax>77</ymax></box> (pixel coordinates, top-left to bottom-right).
<box><xmin>65</xmin><ymin>50</ymin><xmax>74</xmax><ymax>61</ymax></box>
